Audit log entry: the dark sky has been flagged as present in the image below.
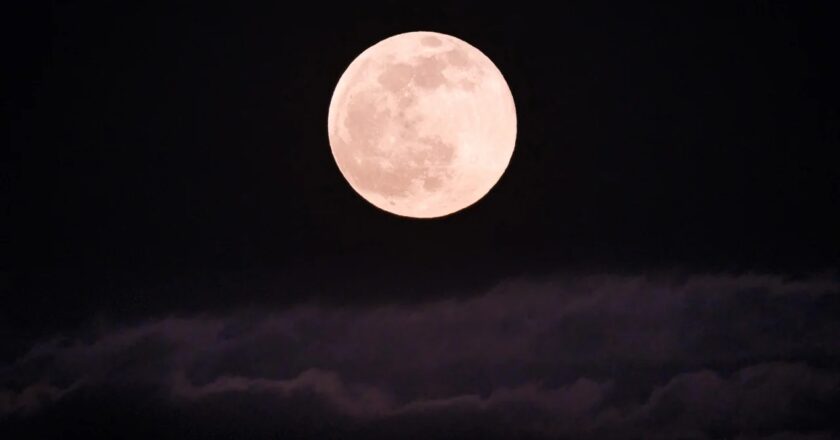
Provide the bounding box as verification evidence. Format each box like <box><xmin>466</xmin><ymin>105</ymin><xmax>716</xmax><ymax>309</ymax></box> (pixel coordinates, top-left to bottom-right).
<box><xmin>3</xmin><ymin>2</ymin><xmax>840</xmax><ymax>439</ymax></box>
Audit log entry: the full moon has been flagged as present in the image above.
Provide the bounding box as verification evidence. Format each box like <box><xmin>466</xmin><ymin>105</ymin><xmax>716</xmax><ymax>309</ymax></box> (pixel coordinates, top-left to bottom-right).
<box><xmin>327</xmin><ymin>31</ymin><xmax>517</xmax><ymax>218</ymax></box>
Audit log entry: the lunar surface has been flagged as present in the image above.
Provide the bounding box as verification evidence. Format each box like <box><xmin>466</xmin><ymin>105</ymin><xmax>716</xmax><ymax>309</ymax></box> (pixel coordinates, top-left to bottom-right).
<box><xmin>327</xmin><ymin>31</ymin><xmax>517</xmax><ymax>218</ymax></box>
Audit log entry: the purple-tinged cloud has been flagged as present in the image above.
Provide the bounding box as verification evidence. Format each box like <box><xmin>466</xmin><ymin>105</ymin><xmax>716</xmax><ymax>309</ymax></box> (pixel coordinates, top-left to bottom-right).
<box><xmin>1</xmin><ymin>273</ymin><xmax>838</xmax><ymax>438</ymax></box>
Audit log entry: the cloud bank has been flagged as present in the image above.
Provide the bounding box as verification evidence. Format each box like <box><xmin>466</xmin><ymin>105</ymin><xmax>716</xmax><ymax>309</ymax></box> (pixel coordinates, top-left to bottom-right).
<box><xmin>2</xmin><ymin>273</ymin><xmax>839</xmax><ymax>439</ymax></box>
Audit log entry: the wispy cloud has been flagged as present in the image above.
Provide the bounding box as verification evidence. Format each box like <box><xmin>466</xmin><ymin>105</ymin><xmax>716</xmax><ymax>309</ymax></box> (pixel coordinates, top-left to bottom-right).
<box><xmin>1</xmin><ymin>273</ymin><xmax>838</xmax><ymax>438</ymax></box>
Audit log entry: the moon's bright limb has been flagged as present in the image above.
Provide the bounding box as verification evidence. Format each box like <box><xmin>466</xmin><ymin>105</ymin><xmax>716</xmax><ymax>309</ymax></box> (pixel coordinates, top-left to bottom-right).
<box><xmin>327</xmin><ymin>31</ymin><xmax>517</xmax><ymax>218</ymax></box>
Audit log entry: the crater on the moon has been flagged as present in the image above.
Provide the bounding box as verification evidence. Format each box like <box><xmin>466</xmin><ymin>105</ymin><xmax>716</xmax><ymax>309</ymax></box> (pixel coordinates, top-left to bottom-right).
<box><xmin>328</xmin><ymin>32</ymin><xmax>516</xmax><ymax>218</ymax></box>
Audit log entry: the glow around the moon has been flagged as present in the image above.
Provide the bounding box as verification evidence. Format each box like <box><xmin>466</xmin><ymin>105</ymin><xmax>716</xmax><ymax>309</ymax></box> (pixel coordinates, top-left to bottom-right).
<box><xmin>327</xmin><ymin>31</ymin><xmax>517</xmax><ymax>218</ymax></box>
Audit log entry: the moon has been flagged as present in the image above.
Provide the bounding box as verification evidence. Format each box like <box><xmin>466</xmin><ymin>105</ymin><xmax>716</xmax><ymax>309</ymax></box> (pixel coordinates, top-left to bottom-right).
<box><xmin>327</xmin><ymin>31</ymin><xmax>517</xmax><ymax>218</ymax></box>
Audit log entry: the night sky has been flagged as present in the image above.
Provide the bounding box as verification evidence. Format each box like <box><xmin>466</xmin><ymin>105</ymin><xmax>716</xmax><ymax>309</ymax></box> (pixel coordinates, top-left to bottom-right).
<box><xmin>4</xmin><ymin>2</ymin><xmax>840</xmax><ymax>439</ymax></box>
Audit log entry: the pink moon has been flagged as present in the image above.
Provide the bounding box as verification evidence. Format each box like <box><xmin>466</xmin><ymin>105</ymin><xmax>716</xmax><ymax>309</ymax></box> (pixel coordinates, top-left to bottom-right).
<box><xmin>327</xmin><ymin>31</ymin><xmax>517</xmax><ymax>218</ymax></box>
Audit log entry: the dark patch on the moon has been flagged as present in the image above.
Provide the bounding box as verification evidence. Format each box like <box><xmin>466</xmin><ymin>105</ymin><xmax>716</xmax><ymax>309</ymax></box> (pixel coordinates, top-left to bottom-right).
<box><xmin>397</xmin><ymin>107</ymin><xmax>421</xmax><ymax>138</ymax></box>
<box><xmin>445</xmin><ymin>49</ymin><xmax>469</xmax><ymax>67</ymax></box>
<box><xmin>377</xmin><ymin>63</ymin><xmax>413</xmax><ymax>93</ymax></box>
<box><xmin>458</xmin><ymin>79</ymin><xmax>476</xmax><ymax>90</ymax></box>
<box><xmin>443</xmin><ymin>50</ymin><xmax>481</xmax><ymax>91</ymax></box>
<box><xmin>421</xmin><ymin>36</ymin><xmax>442</xmax><ymax>47</ymax></box>
<box><xmin>396</xmin><ymin>91</ymin><xmax>416</xmax><ymax>116</ymax></box>
<box><xmin>378</xmin><ymin>51</ymin><xmax>480</xmax><ymax>96</ymax></box>
<box><xmin>413</xmin><ymin>56</ymin><xmax>448</xmax><ymax>89</ymax></box>
<box><xmin>343</xmin><ymin>92</ymin><xmax>390</xmax><ymax>155</ymax></box>
<box><xmin>416</xmin><ymin>136</ymin><xmax>456</xmax><ymax>193</ymax></box>
<box><xmin>423</xmin><ymin>176</ymin><xmax>443</xmax><ymax>191</ymax></box>
<box><xmin>417</xmin><ymin>135</ymin><xmax>455</xmax><ymax>164</ymax></box>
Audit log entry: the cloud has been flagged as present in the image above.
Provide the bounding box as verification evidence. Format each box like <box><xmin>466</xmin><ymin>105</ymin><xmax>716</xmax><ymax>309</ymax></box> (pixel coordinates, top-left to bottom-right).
<box><xmin>0</xmin><ymin>381</ymin><xmax>75</xmax><ymax>415</ymax></box>
<box><xmin>1</xmin><ymin>273</ymin><xmax>838</xmax><ymax>438</ymax></box>
<box><xmin>623</xmin><ymin>362</ymin><xmax>840</xmax><ymax>438</ymax></box>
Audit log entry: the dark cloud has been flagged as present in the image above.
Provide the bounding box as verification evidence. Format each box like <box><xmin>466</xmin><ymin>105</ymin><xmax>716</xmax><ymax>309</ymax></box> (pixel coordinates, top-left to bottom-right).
<box><xmin>2</xmin><ymin>273</ymin><xmax>839</xmax><ymax>438</ymax></box>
